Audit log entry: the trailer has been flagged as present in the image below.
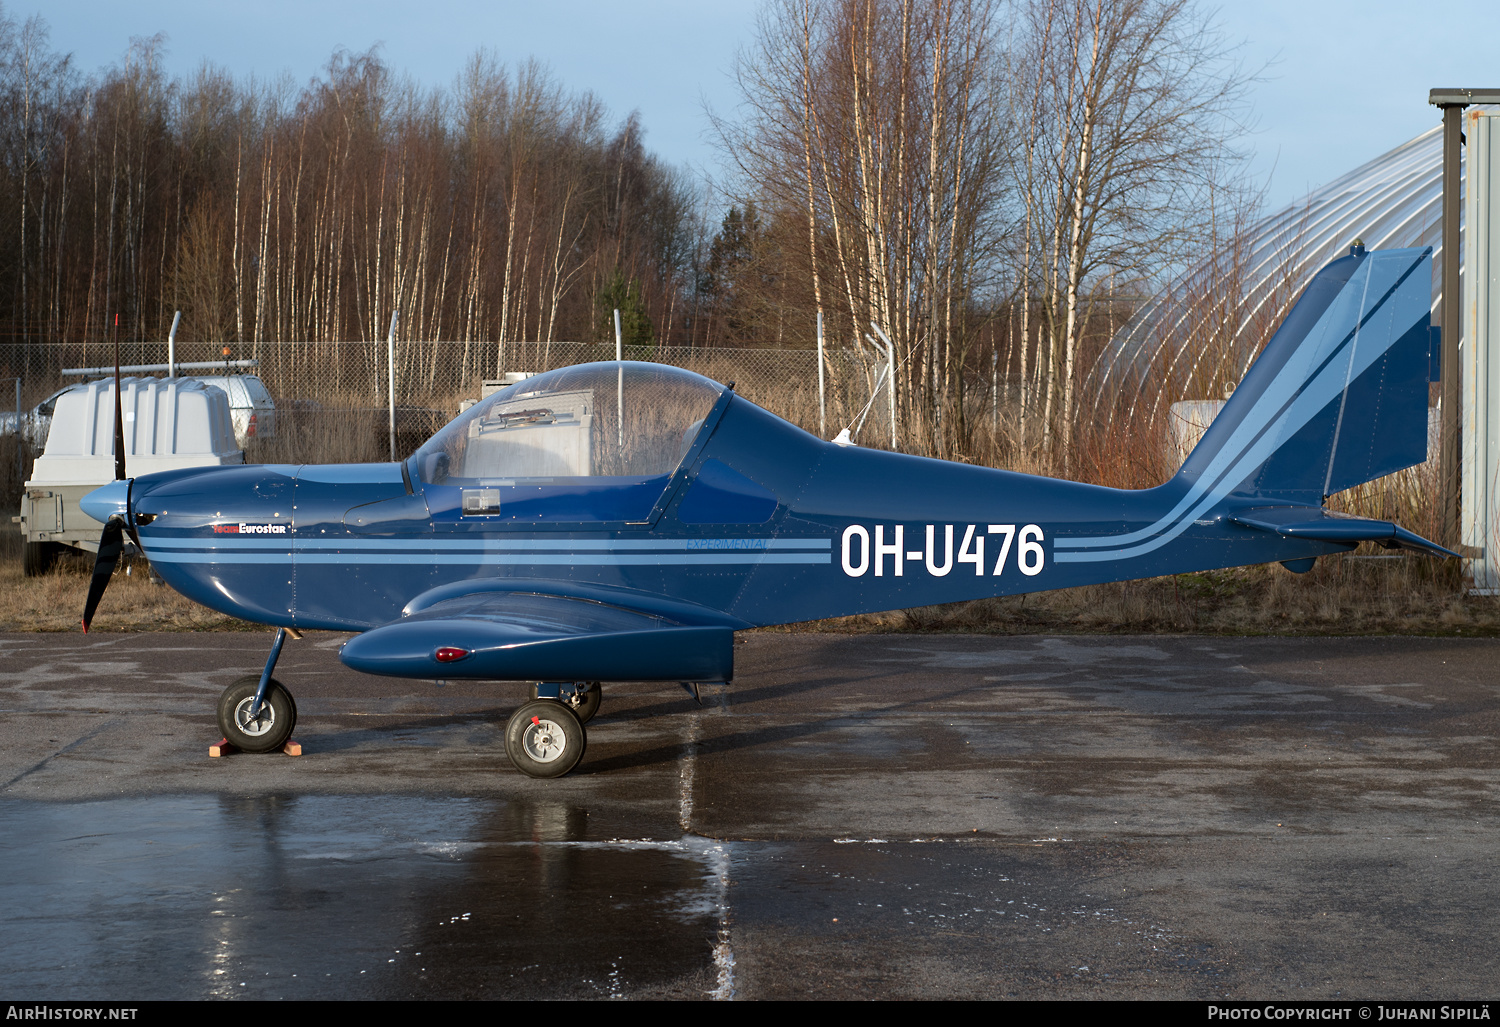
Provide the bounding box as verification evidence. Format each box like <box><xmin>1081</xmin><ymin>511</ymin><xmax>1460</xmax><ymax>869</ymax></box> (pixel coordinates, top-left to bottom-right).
<box><xmin>16</xmin><ymin>377</ymin><xmax>244</xmax><ymax>575</ymax></box>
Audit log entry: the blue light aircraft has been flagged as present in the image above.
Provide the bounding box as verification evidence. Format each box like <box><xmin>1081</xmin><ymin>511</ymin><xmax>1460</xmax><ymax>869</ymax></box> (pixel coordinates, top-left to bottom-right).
<box><xmin>79</xmin><ymin>245</ymin><xmax>1452</xmax><ymax>777</ymax></box>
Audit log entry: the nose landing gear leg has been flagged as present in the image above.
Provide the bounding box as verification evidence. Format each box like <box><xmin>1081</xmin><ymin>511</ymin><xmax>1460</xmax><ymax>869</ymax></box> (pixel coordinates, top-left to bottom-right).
<box><xmin>215</xmin><ymin>627</ymin><xmax>303</xmax><ymax>755</ymax></box>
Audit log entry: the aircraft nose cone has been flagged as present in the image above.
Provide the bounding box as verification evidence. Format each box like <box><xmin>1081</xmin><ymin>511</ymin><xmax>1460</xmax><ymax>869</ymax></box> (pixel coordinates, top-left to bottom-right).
<box><xmin>81</xmin><ymin>479</ymin><xmax>131</xmax><ymax>525</ymax></box>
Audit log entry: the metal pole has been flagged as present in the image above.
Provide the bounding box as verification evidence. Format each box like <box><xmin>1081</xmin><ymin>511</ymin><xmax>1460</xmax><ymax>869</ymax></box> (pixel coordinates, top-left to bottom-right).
<box><xmin>167</xmin><ymin>310</ymin><xmax>181</xmax><ymax>379</ymax></box>
<box><xmin>876</xmin><ymin>329</ymin><xmax>888</xmax><ymax>446</ymax></box>
<box><xmin>1464</xmin><ymin>109</ymin><xmax>1500</xmax><ymax>591</ymax></box>
<box><xmin>614</xmin><ymin>308</ymin><xmax>623</xmax><ymax>449</ymax></box>
<box><xmin>869</xmin><ymin>322</ymin><xmax>897</xmax><ymax>449</ymax></box>
<box><xmin>1431</xmin><ymin>89</ymin><xmax>1500</xmax><ymax>549</ymax></box>
<box><xmin>387</xmin><ymin>310</ymin><xmax>399</xmax><ymax>462</ymax></box>
<box><xmin>14</xmin><ymin>377</ymin><xmax>20</xmax><ymax>485</ymax></box>
<box><xmin>112</xmin><ymin>314</ymin><xmax>125</xmax><ymax>482</ymax></box>
<box><xmin>1441</xmin><ymin>103</ymin><xmax>1465</xmax><ymax>549</ymax></box>
<box><xmin>992</xmin><ymin>347</ymin><xmax>999</xmax><ymax>435</ymax></box>
<box><xmin>817</xmin><ymin>311</ymin><xmax>826</xmax><ymax>437</ymax></box>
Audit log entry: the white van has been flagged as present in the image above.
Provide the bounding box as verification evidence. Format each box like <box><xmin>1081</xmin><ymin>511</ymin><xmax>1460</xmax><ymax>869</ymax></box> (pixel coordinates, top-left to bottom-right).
<box><xmin>194</xmin><ymin>374</ymin><xmax>276</xmax><ymax>444</ymax></box>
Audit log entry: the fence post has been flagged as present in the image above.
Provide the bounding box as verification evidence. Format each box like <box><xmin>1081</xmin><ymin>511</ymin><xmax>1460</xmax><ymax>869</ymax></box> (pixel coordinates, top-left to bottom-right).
<box><xmin>817</xmin><ymin>311</ymin><xmax>826</xmax><ymax>438</ymax></box>
<box><xmin>992</xmin><ymin>347</ymin><xmax>998</xmax><ymax>435</ymax></box>
<box><xmin>167</xmin><ymin>311</ymin><xmax>181</xmax><ymax>379</ymax></box>
<box><xmin>868</xmin><ymin>324</ymin><xmax>897</xmax><ymax>449</ymax></box>
<box><xmin>387</xmin><ymin>311</ymin><xmax>399</xmax><ymax>462</ymax></box>
<box><xmin>614</xmin><ymin>309</ymin><xmax>623</xmax><ymax>448</ymax></box>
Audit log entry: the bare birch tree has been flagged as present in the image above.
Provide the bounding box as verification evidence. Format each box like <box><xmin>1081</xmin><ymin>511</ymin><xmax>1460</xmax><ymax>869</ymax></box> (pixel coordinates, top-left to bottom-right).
<box><xmin>721</xmin><ymin>0</ymin><xmax>1010</xmax><ymax>454</ymax></box>
<box><xmin>1014</xmin><ymin>0</ymin><xmax>1253</xmax><ymax>457</ymax></box>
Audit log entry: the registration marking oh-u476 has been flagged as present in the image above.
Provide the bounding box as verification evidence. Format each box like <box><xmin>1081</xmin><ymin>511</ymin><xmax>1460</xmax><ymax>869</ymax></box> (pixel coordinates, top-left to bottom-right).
<box><xmin>840</xmin><ymin>523</ymin><xmax>1044</xmax><ymax>578</ymax></box>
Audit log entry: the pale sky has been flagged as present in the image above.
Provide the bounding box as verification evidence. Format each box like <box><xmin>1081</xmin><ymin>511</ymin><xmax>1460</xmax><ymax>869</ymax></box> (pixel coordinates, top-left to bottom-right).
<box><xmin>22</xmin><ymin>0</ymin><xmax>1500</xmax><ymax>214</ymax></box>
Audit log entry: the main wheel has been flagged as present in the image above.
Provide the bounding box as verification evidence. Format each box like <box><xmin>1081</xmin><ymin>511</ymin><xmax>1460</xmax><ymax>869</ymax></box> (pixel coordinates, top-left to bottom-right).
<box><xmin>530</xmin><ymin>681</ymin><xmax>602</xmax><ymax>724</ymax></box>
<box><xmin>505</xmin><ymin>700</ymin><xmax>586</xmax><ymax>778</ymax></box>
<box><xmin>217</xmin><ymin>674</ymin><xmax>298</xmax><ymax>754</ymax></box>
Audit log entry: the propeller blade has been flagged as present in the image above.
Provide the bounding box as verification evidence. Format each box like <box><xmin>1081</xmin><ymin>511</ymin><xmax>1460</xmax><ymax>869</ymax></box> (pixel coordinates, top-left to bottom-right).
<box><xmin>82</xmin><ymin>515</ymin><xmax>126</xmax><ymax>633</ymax></box>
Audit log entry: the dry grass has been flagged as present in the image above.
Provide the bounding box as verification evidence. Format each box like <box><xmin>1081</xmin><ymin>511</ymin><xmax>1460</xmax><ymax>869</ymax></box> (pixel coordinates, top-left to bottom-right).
<box><xmin>783</xmin><ymin>550</ymin><xmax>1500</xmax><ymax>637</ymax></box>
<box><xmin>0</xmin><ymin>529</ymin><xmax>253</xmax><ymax>632</ymax></box>
<box><xmin>244</xmin><ymin>398</ymin><xmax>456</xmax><ymax>465</ymax></box>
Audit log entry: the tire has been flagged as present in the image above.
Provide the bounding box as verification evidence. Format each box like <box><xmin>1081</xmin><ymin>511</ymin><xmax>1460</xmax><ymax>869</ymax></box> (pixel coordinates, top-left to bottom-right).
<box><xmin>530</xmin><ymin>681</ymin><xmax>602</xmax><ymax>724</ymax></box>
<box><xmin>23</xmin><ymin>541</ymin><xmax>58</xmax><ymax>577</ymax></box>
<box><xmin>505</xmin><ymin>700</ymin><xmax>586</xmax><ymax>778</ymax></box>
<box><xmin>217</xmin><ymin>674</ymin><xmax>297</xmax><ymax>754</ymax></box>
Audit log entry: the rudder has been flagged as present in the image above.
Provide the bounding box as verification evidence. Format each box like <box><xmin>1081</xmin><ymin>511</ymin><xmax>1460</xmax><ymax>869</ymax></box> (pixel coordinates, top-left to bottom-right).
<box><xmin>1176</xmin><ymin>245</ymin><xmax>1433</xmax><ymax>505</ymax></box>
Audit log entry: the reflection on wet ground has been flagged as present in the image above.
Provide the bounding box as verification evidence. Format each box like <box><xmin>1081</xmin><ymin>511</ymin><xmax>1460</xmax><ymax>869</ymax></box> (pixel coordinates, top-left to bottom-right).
<box><xmin>2</xmin><ymin>631</ymin><xmax>1499</xmax><ymax>998</ymax></box>
<box><xmin>0</xmin><ymin>796</ymin><xmax>729</xmax><ymax>1000</ymax></box>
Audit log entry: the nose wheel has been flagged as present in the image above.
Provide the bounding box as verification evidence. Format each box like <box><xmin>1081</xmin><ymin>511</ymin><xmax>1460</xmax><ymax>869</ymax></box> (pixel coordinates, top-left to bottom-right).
<box><xmin>217</xmin><ymin>674</ymin><xmax>298</xmax><ymax>753</ymax></box>
<box><xmin>505</xmin><ymin>700</ymin><xmax>586</xmax><ymax>778</ymax></box>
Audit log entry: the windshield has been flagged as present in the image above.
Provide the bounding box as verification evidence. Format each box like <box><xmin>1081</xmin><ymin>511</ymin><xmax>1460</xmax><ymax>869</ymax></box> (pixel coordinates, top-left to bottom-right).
<box><xmin>412</xmin><ymin>362</ymin><xmax>726</xmax><ymax>488</ymax></box>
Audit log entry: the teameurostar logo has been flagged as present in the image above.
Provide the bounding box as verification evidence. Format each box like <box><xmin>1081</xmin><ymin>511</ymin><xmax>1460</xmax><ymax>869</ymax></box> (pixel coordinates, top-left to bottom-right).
<box><xmin>211</xmin><ymin>523</ymin><xmax>288</xmax><ymax>535</ymax></box>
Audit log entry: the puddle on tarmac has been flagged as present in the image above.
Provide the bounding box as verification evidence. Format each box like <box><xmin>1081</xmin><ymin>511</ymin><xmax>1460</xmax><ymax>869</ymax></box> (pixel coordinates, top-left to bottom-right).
<box><xmin>0</xmin><ymin>795</ymin><xmax>728</xmax><ymax>999</ymax></box>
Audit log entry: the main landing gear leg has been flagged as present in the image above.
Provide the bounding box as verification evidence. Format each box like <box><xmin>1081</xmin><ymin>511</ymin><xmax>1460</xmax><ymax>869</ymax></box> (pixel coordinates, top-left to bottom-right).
<box><xmin>531</xmin><ymin>680</ymin><xmax>602</xmax><ymax>724</ymax></box>
<box><xmin>216</xmin><ymin>627</ymin><xmax>302</xmax><ymax>754</ymax></box>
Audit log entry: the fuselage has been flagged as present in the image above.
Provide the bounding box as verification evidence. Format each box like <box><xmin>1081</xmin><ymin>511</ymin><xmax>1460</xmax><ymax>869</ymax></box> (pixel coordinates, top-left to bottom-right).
<box><xmin>113</xmin><ymin>392</ymin><xmax>1339</xmax><ymax>633</ymax></box>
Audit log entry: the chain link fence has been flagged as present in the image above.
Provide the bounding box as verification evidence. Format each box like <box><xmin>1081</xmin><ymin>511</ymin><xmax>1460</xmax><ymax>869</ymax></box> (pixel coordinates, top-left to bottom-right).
<box><xmin>0</xmin><ymin>339</ymin><xmax>1037</xmax><ymax>520</ymax></box>
<box><xmin>5</xmin><ymin>339</ymin><xmax>886</xmax><ymax>417</ymax></box>
<box><xmin>1</xmin><ymin>339</ymin><xmax>954</xmax><ymax>466</ymax></box>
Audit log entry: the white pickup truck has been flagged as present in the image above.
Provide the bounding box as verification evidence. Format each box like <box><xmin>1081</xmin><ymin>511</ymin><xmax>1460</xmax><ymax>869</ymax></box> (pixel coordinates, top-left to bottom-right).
<box><xmin>193</xmin><ymin>374</ymin><xmax>277</xmax><ymax>444</ymax></box>
<box><xmin>0</xmin><ymin>385</ymin><xmax>73</xmax><ymax>446</ymax></box>
<box><xmin>15</xmin><ymin>377</ymin><xmax>244</xmax><ymax>574</ymax></box>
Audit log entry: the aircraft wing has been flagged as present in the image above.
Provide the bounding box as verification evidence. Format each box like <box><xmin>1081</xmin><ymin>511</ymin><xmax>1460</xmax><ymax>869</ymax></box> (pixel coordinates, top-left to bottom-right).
<box><xmin>337</xmin><ymin>589</ymin><xmax>736</xmax><ymax>682</ymax></box>
<box><xmin>1227</xmin><ymin>507</ymin><xmax>1456</xmax><ymax>559</ymax></box>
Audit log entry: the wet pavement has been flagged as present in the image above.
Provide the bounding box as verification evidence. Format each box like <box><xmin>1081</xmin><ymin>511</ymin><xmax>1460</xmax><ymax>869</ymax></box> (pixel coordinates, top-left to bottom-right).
<box><xmin>1</xmin><ymin>631</ymin><xmax>1498</xmax><ymax>999</ymax></box>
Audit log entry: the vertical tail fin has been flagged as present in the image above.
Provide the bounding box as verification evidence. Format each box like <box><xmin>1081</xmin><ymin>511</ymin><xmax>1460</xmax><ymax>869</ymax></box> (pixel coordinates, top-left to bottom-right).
<box><xmin>1178</xmin><ymin>246</ymin><xmax>1433</xmax><ymax>504</ymax></box>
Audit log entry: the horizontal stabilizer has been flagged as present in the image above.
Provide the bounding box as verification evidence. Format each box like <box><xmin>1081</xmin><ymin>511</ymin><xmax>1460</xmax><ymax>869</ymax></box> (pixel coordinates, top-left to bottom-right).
<box><xmin>340</xmin><ymin>591</ymin><xmax>734</xmax><ymax>681</ymax></box>
<box><xmin>1228</xmin><ymin>507</ymin><xmax>1456</xmax><ymax>559</ymax></box>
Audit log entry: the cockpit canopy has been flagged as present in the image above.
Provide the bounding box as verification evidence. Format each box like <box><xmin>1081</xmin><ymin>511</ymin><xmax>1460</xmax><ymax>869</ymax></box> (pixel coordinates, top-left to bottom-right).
<box><xmin>411</xmin><ymin>362</ymin><xmax>726</xmax><ymax>487</ymax></box>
